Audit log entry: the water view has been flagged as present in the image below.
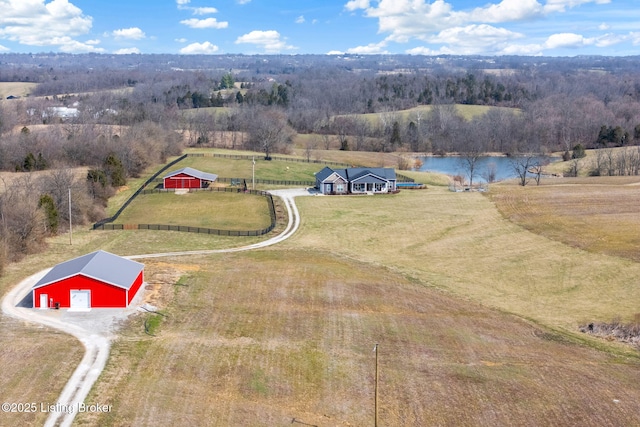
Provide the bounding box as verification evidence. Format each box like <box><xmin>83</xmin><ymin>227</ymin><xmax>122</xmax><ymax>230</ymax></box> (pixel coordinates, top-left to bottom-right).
<box><xmin>417</xmin><ymin>155</ymin><xmax>560</xmax><ymax>183</ymax></box>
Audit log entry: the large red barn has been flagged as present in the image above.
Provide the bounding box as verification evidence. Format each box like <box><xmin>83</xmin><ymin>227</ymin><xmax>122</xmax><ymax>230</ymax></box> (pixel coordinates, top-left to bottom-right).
<box><xmin>163</xmin><ymin>167</ymin><xmax>218</xmax><ymax>189</ymax></box>
<box><xmin>32</xmin><ymin>251</ymin><xmax>145</xmax><ymax>310</ymax></box>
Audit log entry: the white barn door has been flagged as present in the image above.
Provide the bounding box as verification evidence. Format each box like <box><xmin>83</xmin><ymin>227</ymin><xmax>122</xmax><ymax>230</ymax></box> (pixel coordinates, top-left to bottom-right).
<box><xmin>70</xmin><ymin>290</ymin><xmax>90</xmax><ymax>310</ymax></box>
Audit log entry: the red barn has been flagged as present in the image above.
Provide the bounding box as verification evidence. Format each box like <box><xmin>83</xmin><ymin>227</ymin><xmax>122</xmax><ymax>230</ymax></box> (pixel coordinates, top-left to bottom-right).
<box><xmin>163</xmin><ymin>167</ymin><xmax>218</xmax><ymax>189</ymax></box>
<box><xmin>32</xmin><ymin>251</ymin><xmax>145</xmax><ymax>310</ymax></box>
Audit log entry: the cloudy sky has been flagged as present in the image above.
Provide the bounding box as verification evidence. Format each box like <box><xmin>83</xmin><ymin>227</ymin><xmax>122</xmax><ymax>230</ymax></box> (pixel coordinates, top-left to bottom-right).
<box><xmin>0</xmin><ymin>0</ymin><xmax>638</xmax><ymax>56</ymax></box>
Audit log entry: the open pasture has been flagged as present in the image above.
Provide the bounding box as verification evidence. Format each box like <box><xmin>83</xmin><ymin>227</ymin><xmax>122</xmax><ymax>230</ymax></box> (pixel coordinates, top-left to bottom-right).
<box><xmin>489</xmin><ymin>177</ymin><xmax>640</xmax><ymax>262</ymax></box>
<box><xmin>77</xmin><ymin>250</ymin><xmax>640</xmax><ymax>426</ymax></box>
<box><xmin>288</xmin><ymin>187</ymin><xmax>640</xmax><ymax>331</ymax></box>
<box><xmin>0</xmin><ymin>82</ymin><xmax>38</xmax><ymax>99</ymax></box>
<box><xmin>336</xmin><ymin>104</ymin><xmax>519</xmax><ymax>124</ymax></box>
<box><xmin>113</xmin><ymin>191</ymin><xmax>272</xmax><ymax>231</ymax></box>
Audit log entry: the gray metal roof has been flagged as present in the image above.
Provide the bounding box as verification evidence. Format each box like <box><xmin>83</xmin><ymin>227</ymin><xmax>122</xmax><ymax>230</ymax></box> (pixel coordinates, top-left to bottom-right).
<box><xmin>32</xmin><ymin>250</ymin><xmax>144</xmax><ymax>290</ymax></box>
<box><xmin>163</xmin><ymin>167</ymin><xmax>218</xmax><ymax>182</ymax></box>
<box><xmin>347</xmin><ymin>168</ymin><xmax>396</xmax><ymax>181</ymax></box>
<box><xmin>317</xmin><ymin>167</ymin><xmax>396</xmax><ymax>183</ymax></box>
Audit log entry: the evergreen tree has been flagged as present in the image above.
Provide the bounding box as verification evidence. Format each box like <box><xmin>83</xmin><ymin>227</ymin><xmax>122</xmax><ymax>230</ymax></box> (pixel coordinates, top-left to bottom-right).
<box><xmin>104</xmin><ymin>153</ymin><xmax>126</xmax><ymax>186</ymax></box>
<box><xmin>38</xmin><ymin>194</ymin><xmax>59</xmax><ymax>234</ymax></box>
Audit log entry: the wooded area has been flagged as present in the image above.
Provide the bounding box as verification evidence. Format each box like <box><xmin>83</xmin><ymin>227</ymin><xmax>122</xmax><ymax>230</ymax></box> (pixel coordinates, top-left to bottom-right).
<box><xmin>1</xmin><ymin>53</ymin><xmax>640</xmax><ymax>269</ymax></box>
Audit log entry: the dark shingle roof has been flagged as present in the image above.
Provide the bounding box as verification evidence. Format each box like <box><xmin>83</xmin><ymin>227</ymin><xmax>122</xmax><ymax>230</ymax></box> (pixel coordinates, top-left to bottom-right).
<box><xmin>32</xmin><ymin>250</ymin><xmax>144</xmax><ymax>290</ymax></box>
<box><xmin>163</xmin><ymin>167</ymin><xmax>218</xmax><ymax>182</ymax></box>
<box><xmin>317</xmin><ymin>167</ymin><xmax>396</xmax><ymax>183</ymax></box>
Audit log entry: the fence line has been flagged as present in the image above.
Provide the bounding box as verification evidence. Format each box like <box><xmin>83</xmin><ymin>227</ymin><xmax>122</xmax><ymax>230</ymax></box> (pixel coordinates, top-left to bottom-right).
<box><xmin>93</xmin><ymin>154</ymin><xmax>188</xmax><ymax>229</ymax></box>
<box><xmin>92</xmin><ymin>149</ymin><xmax>409</xmax><ymax>232</ymax></box>
<box><xmin>94</xmin><ymin>223</ymin><xmax>274</xmax><ymax>236</ymax></box>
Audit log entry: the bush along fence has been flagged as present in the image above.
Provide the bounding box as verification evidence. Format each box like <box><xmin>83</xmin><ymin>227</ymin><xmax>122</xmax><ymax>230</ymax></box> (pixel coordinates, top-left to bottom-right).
<box><xmin>93</xmin><ymin>154</ymin><xmax>188</xmax><ymax>229</ymax></box>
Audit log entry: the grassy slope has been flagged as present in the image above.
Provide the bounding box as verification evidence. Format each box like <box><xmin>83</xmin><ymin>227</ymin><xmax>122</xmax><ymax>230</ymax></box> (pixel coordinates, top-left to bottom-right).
<box><xmin>288</xmin><ymin>188</ymin><xmax>640</xmax><ymax>330</ymax></box>
<box><xmin>78</xmin><ymin>250</ymin><xmax>640</xmax><ymax>426</ymax></box>
<box><xmin>489</xmin><ymin>179</ymin><xmax>640</xmax><ymax>262</ymax></box>
<box><xmin>3</xmin><ymin>148</ymin><xmax>640</xmax><ymax>426</ymax></box>
<box><xmin>0</xmin><ymin>82</ymin><xmax>38</xmax><ymax>99</ymax></box>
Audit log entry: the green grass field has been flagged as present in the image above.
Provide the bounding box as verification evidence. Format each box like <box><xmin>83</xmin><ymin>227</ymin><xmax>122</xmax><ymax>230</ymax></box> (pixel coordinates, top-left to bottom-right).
<box><xmin>113</xmin><ymin>191</ymin><xmax>272</xmax><ymax>231</ymax></box>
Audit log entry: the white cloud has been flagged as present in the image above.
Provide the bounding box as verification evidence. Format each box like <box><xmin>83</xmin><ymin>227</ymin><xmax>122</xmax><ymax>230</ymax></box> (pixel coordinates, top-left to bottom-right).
<box><xmin>112</xmin><ymin>27</ymin><xmax>146</xmax><ymax>40</ymax></box>
<box><xmin>544</xmin><ymin>0</ymin><xmax>611</xmax><ymax>14</ymax></box>
<box><xmin>347</xmin><ymin>41</ymin><xmax>389</xmax><ymax>54</ymax></box>
<box><xmin>599</xmin><ymin>22</ymin><xmax>611</xmax><ymax>31</ymax></box>
<box><xmin>175</xmin><ymin>38</ymin><xmax>188</xmax><ymax>43</ymax></box>
<box><xmin>180</xmin><ymin>18</ymin><xmax>228</xmax><ymax>29</ymax></box>
<box><xmin>0</xmin><ymin>44</ymin><xmax>9</xmax><ymax>52</ymax></box>
<box><xmin>295</xmin><ymin>15</ymin><xmax>305</xmax><ymax>24</ymax></box>
<box><xmin>344</xmin><ymin>0</ymin><xmax>618</xmax><ymax>55</ymax></box>
<box><xmin>237</xmin><ymin>0</ymin><xmax>251</xmax><ymax>4</ymax></box>
<box><xmin>428</xmin><ymin>24</ymin><xmax>525</xmax><ymax>54</ymax></box>
<box><xmin>114</xmin><ymin>47</ymin><xmax>140</xmax><ymax>54</ymax></box>
<box><xmin>176</xmin><ymin>0</ymin><xmax>190</xmax><ymax>5</ymax></box>
<box><xmin>179</xmin><ymin>41</ymin><xmax>219</xmax><ymax>54</ymax></box>
<box><xmin>193</xmin><ymin>7</ymin><xmax>218</xmax><ymax>15</ymax></box>
<box><xmin>235</xmin><ymin>30</ymin><xmax>296</xmax><ymax>53</ymax></box>
<box><xmin>544</xmin><ymin>32</ymin><xmax>593</xmax><ymax>49</ymax></box>
<box><xmin>345</xmin><ymin>0</ymin><xmax>370</xmax><ymax>11</ymax></box>
<box><xmin>0</xmin><ymin>0</ymin><xmax>96</xmax><ymax>52</ymax></box>
<box><xmin>467</xmin><ymin>0</ymin><xmax>544</xmax><ymax>23</ymax></box>
<box><xmin>326</xmin><ymin>50</ymin><xmax>345</xmax><ymax>55</ymax></box>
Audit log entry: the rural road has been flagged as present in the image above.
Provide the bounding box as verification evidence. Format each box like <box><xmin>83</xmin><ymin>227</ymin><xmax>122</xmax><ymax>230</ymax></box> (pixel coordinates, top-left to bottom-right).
<box><xmin>1</xmin><ymin>188</ymin><xmax>310</xmax><ymax>427</ymax></box>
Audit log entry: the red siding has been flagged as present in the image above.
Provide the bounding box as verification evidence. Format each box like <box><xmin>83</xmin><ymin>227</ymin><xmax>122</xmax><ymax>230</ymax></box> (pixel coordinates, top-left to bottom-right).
<box><xmin>164</xmin><ymin>173</ymin><xmax>202</xmax><ymax>189</ymax></box>
<box><xmin>33</xmin><ymin>274</ymin><xmax>128</xmax><ymax>308</ymax></box>
<box><xmin>127</xmin><ymin>271</ymin><xmax>144</xmax><ymax>305</ymax></box>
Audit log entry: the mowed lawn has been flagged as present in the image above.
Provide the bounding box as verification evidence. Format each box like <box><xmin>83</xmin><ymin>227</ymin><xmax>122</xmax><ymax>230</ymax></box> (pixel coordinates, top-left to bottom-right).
<box><xmin>113</xmin><ymin>191</ymin><xmax>272</xmax><ymax>231</ymax></box>
<box><xmin>77</xmin><ymin>251</ymin><xmax>640</xmax><ymax>426</ymax></box>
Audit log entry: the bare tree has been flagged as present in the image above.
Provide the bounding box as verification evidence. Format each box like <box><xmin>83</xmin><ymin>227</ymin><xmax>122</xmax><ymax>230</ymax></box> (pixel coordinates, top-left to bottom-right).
<box><xmin>510</xmin><ymin>155</ymin><xmax>539</xmax><ymax>186</ymax></box>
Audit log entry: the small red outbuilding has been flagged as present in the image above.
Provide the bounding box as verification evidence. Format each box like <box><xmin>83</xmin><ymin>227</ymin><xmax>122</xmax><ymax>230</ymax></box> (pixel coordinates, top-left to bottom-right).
<box><xmin>163</xmin><ymin>167</ymin><xmax>218</xmax><ymax>189</ymax></box>
<box><xmin>32</xmin><ymin>250</ymin><xmax>145</xmax><ymax>310</ymax></box>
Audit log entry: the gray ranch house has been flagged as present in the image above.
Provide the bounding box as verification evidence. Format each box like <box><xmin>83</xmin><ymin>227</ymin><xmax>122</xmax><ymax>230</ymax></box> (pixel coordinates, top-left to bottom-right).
<box><xmin>315</xmin><ymin>166</ymin><xmax>397</xmax><ymax>195</ymax></box>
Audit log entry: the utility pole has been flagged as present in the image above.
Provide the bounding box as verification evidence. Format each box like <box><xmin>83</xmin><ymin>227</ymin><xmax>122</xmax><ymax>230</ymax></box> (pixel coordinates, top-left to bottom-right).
<box><xmin>374</xmin><ymin>343</ymin><xmax>379</xmax><ymax>427</ymax></box>
<box><xmin>252</xmin><ymin>156</ymin><xmax>255</xmax><ymax>190</ymax></box>
<box><xmin>68</xmin><ymin>188</ymin><xmax>72</xmax><ymax>245</ymax></box>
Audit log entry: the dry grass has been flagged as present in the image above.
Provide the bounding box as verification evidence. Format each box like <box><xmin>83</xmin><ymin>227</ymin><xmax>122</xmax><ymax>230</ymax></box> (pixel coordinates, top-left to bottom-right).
<box><xmin>0</xmin><ymin>82</ymin><xmax>38</xmax><ymax>99</ymax></box>
<box><xmin>489</xmin><ymin>178</ymin><xmax>640</xmax><ymax>262</ymax></box>
<box><xmin>4</xmin><ymin>148</ymin><xmax>640</xmax><ymax>426</ymax></box>
<box><xmin>288</xmin><ymin>188</ymin><xmax>640</xmax><ymax>330</ymax></box>
<box><xmin>76</xmin><ymin>250</ymin><xmax>640</xmax><ymax>426</ymax></box>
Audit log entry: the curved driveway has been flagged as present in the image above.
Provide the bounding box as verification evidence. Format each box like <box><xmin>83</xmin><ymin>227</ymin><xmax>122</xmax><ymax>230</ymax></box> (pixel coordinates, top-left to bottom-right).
<box><xmin>1</xmin><ymin>188</ymin><xmax>311</xmax><ymax>427</ymax></box>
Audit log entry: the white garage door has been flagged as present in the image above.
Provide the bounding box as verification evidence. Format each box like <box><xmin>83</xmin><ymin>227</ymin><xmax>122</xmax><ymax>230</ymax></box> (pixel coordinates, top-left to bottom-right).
<box><xmin>70</xmin><ymin>290</ymin><xmax>90</xmax><ymax>310</ymax></box>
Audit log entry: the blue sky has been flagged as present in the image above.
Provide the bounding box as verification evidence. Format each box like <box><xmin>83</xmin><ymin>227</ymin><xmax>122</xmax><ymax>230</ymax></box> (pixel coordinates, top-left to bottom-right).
<box><xmin>0</xmin><ymin>0</ymin><xmax>639</xmax><ymax>56</ymax></box>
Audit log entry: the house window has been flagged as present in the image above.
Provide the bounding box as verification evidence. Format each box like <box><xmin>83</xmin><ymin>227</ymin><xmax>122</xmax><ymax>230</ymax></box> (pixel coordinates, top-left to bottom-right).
<box><xmin>375</xmin><ymin>183</ymin><xmax>385</xmax><ymax>192</ymax></box>
<box><xmin>353</xmin><ymin>183</ymin><xmax>365</xmax><ymax>192</ymax></box>
<box><xmin>336</xmin><ymin>184</ymin><xmax>344</xmax><ymax>192</ymax></box>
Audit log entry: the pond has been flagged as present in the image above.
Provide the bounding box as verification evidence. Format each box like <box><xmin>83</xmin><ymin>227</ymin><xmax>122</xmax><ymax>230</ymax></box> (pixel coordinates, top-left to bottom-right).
<box><xmin>416</xmin><ymin>155</ymin><xmax>560</xmax><ymax>183</ymax></box>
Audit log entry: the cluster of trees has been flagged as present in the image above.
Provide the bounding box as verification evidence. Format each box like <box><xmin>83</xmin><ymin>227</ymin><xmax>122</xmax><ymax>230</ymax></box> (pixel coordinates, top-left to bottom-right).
<box><xmin>3</xmin><ymin>52</ymin><xmax>640</xmax><ymax>270</ymax></box>
<box><xmin>0</xmin><ymin>169</ymin><xmax>96</xmax><ymax>272</ymax></box>
<box><xmin>5</xmin><ymin>54</ymin><xmax>640</xmax><ymax>159</ymax></box>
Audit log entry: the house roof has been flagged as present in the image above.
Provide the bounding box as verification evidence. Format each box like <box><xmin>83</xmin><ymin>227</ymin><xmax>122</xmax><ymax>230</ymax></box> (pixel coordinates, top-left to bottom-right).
<box><xmin>163</xmin><ymin>167</ymin><xmax>218</xmax><ymax>182</ymax></box>
<box><xmin>347</xmin><ymin>168</ymin><xmax>396</xmax><ymax>181</ymax></box>
<box><xmin>317</xmin><ymin>167</ymin><xmax>396</xmax><ymax>183</ymax></box>
<box><xmin>315</xmin><ymin>166</ymin><xmax>337</xmax><ymax>182</ymax></box>
<box><xmin>32</xmin><ymin>250</ymin><xmax>144</xmax><ymax>291</ymax></box>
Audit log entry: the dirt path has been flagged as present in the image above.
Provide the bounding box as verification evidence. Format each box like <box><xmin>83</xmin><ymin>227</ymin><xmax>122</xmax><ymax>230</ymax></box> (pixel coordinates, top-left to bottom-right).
<box><xmin>0</xmin><ymin>188</ymin><xmax>309</xmax><ymax>427</ymax></box>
